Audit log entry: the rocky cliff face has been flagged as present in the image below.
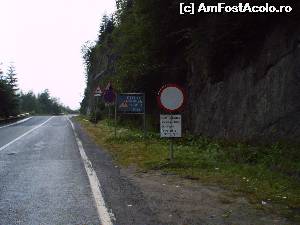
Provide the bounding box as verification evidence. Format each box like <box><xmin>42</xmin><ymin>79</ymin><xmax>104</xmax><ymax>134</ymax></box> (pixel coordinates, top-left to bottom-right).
<box><xmin>187</xmin><ymin>19</ymin><xmax>300</xmax><ymax>142</ymax></box>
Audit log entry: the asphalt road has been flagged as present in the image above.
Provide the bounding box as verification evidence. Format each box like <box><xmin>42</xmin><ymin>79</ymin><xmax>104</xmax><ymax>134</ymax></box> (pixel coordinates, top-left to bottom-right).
<box><xmin>0</xmin><ymin>116</ymin><xmax>159</xmax><ymax>225</ymax></box>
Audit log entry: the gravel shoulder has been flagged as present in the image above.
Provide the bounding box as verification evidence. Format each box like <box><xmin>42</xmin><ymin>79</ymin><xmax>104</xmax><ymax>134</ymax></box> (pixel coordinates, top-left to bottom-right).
<box><xmin>74</xmin><ymin>118</ymin><xmax>292</xmax><ymax>225</ymax></box>
<box><xmin>123</xmin><ymin>168</ymin><xmax>290</xmax><ymax>225</ymax></box>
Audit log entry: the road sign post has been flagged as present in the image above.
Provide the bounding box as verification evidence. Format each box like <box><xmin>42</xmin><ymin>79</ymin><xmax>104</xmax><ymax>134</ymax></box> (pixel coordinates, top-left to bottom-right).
<box><xmin>103</xmin><ymin>82</ymin><xmax>116</xmax><ymax>120</ymax></box>
<box><xmin>114</xmin><ymin>95</ymin><xmax>117</xmax><ymax>137</ymax></box>
<box><xmin>95</xmin><ymin>95</ymin><xmax>99</xmax><ymax>125</ymax></box>
<box><xmin>115</xmin><ymin>93</ymin><xmax>146</xmax><ymax>138</ymax></box>
<box><xmin>170</xmin><ymin>138</ymin><xmax>174</xmax><ymax>161</ymax></box>
<box><xmin>94</xmin><ymin>86</ymin><xmax>103</xmax><ymax>126</ymax></box>
<box><xmin>143</xmin><ymin>93</ymin><xmax>146</xmax><ymax>138</ymax></box>
<box><xmin>160</xmin><ymin>114</ymin><xmax>182</xmax><ymax>160</ymax></box>
<box><xmin>108</xmin><ymin>105</ymin><xmax>111</xmax><ymax>119</ymax></box>
<box><xmin>158</xmin><ymin>84</ymin><xmax>185</xmax><ymax>161</ymax></box>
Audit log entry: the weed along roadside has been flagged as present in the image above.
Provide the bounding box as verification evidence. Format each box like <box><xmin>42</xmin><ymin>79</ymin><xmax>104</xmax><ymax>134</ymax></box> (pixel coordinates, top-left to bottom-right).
<box><xmin>75</xmin><ymin>116</ymin><xmax>300</xmax><ymax>223</ymax></box>
<box><xmin>77</xmin><ymin>74</ymin><xmax>299</xmax><ymax>223</ymax></box>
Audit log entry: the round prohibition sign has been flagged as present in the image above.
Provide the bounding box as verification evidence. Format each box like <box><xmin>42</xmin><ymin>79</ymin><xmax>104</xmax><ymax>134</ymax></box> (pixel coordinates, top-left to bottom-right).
<box><xmin>157</xmin><ymin>84</ymin><xmax>186</xmax><ymax>113</ymax></box>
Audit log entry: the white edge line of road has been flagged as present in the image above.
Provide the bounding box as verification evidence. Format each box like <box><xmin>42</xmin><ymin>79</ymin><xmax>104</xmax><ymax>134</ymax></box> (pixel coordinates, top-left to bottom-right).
<box><xmin>67</xmin><ymin>116</ymin><xmax>114</xmax><ymax>225</ymax></box>
<box><xmin>0</xmin><ymin>116</ymin><xmax>33</xmax><ymax>129</ymax></box>
<box><xmin>0</xmin><ymin>116</ymin><xmax>54</xmax><ymax>152</ymax></box>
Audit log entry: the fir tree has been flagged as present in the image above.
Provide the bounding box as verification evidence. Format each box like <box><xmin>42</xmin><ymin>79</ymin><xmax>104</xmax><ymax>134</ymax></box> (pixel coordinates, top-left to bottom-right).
<box><xmin>5</xmin><ymin>64</ymin><xmax>20</xmax><ymax>116</ymax></box>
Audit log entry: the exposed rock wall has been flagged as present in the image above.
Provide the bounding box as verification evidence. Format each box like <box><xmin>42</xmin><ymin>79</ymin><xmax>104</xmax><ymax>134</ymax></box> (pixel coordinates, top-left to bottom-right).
<box><xmin>187</xmin><ymin>22</ymin><xmax>300</xmax><ymax>142</ymax></box>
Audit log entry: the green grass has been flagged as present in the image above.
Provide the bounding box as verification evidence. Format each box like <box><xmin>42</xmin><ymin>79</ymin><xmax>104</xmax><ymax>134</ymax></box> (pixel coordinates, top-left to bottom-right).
<box><xmin>75</xmin><ymin>116</ymin><xmax>300</xmax><ymax>222</ymax></box>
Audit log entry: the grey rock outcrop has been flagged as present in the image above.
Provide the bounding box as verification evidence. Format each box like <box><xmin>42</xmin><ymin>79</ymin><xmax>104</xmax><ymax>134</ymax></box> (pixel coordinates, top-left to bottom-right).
<box><xmin>187</xmin><ymin>22</ymin><xmax>300</xmax><ymax>142</ymax></box>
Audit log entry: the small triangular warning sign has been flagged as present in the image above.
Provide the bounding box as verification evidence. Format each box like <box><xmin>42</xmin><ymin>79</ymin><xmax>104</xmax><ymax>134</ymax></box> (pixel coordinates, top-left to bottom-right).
<box><xmin>119</xmin><ymin>100</ymin><xmax>128</xmax><ymax>108</ymax></box>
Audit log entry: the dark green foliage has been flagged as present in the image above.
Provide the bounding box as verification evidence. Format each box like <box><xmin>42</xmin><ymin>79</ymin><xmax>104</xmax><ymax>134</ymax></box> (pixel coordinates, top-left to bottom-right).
<box><xmin>0</xmin><ymin>79</ymin><xmax>12</xmax><ymax>118</ymax></box>
<box><xmin>81</xmin><ymin>0</ymin><xmax>158</xmax><ymax>113</ymax></box>
<box><xmin>19</xmin><ymin>91</ymin><xmax>37</xmax><ymax>113</ymax></box>
<box><xmin>81</xmin><ymin>0</ymin><xmax>300</xmax><ymax>116</ymax></box>
<box><xmin>37</xmin><ymin>90</ymin><xmax>54</xmax><ymax>114</ymax></box>
<box><xmin>80</xmin><ymin>0</ymin><xmax>300</xmax><ymax>145</ymax></box>
<box><xmin>0</xmin><ymin>64</ymin><xmax>19</xmax><ymax>117</ymax></box>
<box><xmin>80</xmin><ymin>0</ymin><xmax>200</xmax><ymax>115</ymax></box>
<box><xmin>19</xmin><ymin>89</ymin><xmax>75</xmax><ymax>115</ymax></box>
<box><xmin>79</xmin><ymin>2</ymin><xmax>300</xmax><ymax>219</ymax></box>
<box><xmin>0</xmin><ymin>64</ymin><xmax>74</xmax><ymax>117</ymax></box>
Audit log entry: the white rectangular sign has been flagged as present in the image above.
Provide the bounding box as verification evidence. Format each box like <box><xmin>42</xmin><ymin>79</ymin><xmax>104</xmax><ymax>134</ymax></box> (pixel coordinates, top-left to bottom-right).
<box><xmin>160</xmin><ymin>114</ymin><xmax>182</xmax><ymax>138</ymax></box>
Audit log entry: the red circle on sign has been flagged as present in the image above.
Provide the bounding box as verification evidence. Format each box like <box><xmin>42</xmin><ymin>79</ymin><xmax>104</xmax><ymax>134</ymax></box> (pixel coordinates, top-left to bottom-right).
<box><xmin>157</xmin><ymin>84</ymin><xmax>186</xmax><ymax>113</ymax></box>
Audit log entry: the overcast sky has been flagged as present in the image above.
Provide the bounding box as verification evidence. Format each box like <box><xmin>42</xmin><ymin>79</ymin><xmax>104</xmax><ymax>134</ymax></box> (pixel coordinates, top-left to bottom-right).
<box><xmin>0</xmin><ymin>0</ymin><xmax>116</xmax><ymax>109</ymax></box>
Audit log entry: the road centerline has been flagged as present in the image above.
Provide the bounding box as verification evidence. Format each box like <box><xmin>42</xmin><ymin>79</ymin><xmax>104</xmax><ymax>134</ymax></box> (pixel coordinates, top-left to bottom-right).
<box><xmin>0</xmin><ymin>116</ymin><xmax>54</xmax><ymax>152</ymax></box>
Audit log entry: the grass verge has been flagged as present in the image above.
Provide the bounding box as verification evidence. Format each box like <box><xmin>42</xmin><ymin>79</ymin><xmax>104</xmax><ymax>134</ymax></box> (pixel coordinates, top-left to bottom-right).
<box><xmin>75</xmin><ymin>116</ymin><xmax>300</xmax><ymax>222</ymax></box>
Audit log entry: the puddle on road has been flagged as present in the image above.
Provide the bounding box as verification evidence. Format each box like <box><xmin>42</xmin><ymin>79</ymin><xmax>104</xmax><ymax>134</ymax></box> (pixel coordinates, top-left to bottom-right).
<box><xmin>7</xmin><ymin>152</ymin><xmax>16</xmax><ymax>156</ymax></box>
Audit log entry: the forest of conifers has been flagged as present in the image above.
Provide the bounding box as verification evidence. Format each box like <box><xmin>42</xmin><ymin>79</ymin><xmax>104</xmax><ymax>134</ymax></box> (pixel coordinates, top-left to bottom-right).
<box><xmin>0</xmin><ymin>65</ymin><xmax>73</xmax><ymax>118</ymax></box>
<box><xmin>80</xmin><ymin>0</ymin><xmax>194</xmax><ymax>115</ymax></box>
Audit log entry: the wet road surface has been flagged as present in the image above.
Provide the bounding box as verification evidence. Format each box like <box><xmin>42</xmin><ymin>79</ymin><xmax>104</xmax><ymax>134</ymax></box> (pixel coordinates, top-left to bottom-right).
<box><xmin>0</xmin><ymin>116</ymin><xmax>99</xmax><ymax>224</ymax></box>
<box><xmin>0</xmin><ymin>116</ymin><xmax>158</xmax><ymax>225</ymax></box>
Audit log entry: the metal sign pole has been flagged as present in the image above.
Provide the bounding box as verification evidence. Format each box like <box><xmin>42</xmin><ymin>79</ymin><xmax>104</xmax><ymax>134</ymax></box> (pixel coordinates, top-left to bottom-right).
<box><xmin>143</xmin><ymin>113</ymin><xmax>146</xmax><ymax>138</ymax></box>
<box><xmin>94</xmin><ymin>96</ymin><xmax>98</xmax><ymax>126</ymax></box>
<box><xmin>94</xmin><ymin>99</ymin><xmax>96</xmax><ymax>125</ymax></box>
<box><xmin>143</xmin><ymin>93</ymin><xmax>146</xmax><ymax>138</ymax></box>
<box><xmin>108</xmin><ymin>105</ymin><xmax>111</xmax><ymax>119</ymax></box>
<box><xmin>93</xmin><ymin>86</ymin><xmax>102</xmax><ymax>126</ymax></box>
<box><xmin>158</xmin><ymin>84</ymin><xmax>185</xmax><ymax>162</ymax></box>
<box><xmin>169</xmin><ymin>114</ymin><xmax>174</xmax><ymax>161</ymax></box>
<box><xmin>114</xmin><ymin>94</ymin><xmax>117</xmax><ymax>138</ymax></box>
<box><xmin>170</xmin><ymin>139</ymin><xmax>174</xmax><ymax>161</ymax></box>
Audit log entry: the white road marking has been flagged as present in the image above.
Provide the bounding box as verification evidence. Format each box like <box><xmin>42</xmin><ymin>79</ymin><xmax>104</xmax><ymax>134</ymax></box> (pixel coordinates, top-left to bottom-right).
<box><xmin>67</xmin><ymin>117</ymin><xmax>114</xmax><ymax>225</ymax></box>
<box><xmin>0</xmin><ymin>117</ymin><xmax>33</xmax><ymax>129</ymax></box>
<box><xmin>0</xmin><ymin>117</ymin><xmax>54</xmax><ymax>152</ymax></box>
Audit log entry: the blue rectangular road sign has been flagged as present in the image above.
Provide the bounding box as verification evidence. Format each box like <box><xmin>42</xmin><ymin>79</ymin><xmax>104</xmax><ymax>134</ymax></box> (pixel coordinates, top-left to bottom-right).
<box><xmin>117</xmin><ymin>93</ymin><xmax>145</xmax><ymax>114</ymax></box>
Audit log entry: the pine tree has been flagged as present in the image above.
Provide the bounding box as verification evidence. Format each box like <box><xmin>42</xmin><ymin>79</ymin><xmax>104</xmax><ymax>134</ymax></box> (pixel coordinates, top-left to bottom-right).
<box><xmin>19</xmin><ymin>91</ymin><xmax>37</xmax><ymax>113</ymax></box>
<box><xmin>5</xmin><ymin>64</ymin><xmax>20</xmax><ymax>116</ymax></box>
<box><xmin>0</xmin><ymin>76</ymin><xmax>11</xmax><ymax>118</ymax></box>
<box><xmin>0</xmin><ymin>64</ymin><xmax>4</xmax><ymax>80</ymax></box>
<box><xmin>6</xmin><ymin>65</ymin><xmax>18</xmax><ymax>91</ymax></box>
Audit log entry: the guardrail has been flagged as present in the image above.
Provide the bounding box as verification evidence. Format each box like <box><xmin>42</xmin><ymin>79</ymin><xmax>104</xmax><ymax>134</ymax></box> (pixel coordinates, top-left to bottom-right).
<box><xmin>0</xmin><ymin>113</ymin><xmax>30</xmax><ymax>126</ymax></box>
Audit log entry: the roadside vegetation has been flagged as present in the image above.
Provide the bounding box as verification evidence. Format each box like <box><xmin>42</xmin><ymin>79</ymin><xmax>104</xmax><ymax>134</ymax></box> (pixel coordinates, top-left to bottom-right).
<box><xmin>76</xmin><ymin>116</ymin><xmax>300</xmax><ymax>222</ymax></box>
<box><xmin>78</xmin><ymin>0</ymin><xmax>299</xmax><ymax>221</ymax></box>
<box><xmin>19</xmin><ymin>90</ymin><xmax>76</xmax><ymax>115</ymax></box>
